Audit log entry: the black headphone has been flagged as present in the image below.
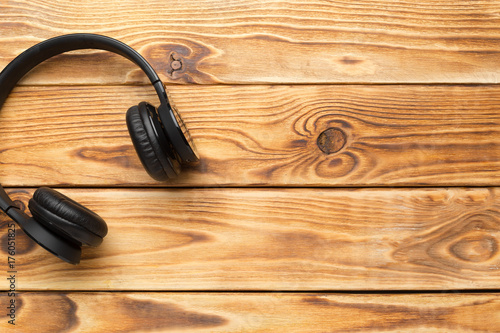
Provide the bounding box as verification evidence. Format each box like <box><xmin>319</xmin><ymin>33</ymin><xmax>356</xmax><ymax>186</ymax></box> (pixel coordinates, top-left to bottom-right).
<box><xmin>0</xmin><ymin>34</ymin><xmax>199</xmax><ymax>264</ymax></box>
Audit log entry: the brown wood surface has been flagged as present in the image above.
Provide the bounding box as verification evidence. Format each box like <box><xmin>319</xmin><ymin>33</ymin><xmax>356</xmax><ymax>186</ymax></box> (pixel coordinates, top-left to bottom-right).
<box><xmin>1</xmin><ymin>0</ymin><xmax>500</xmax><ymax>331</ymax></box>
<box><xmin>1</xmin><ymin>187</ymin><xmax>499</xmax><ymax>291</ymax></box>
<box><xmin>1</xmin><ymin>292</ymin><xmax>499</xmax><ymax>333</ymax></box>
<box><xmin>1</xmin><ymin>84</ymin><xmax>499</xmax><ymax>186</ymax></box>
<box><xmin>1</xmin><ymin>0</ymin><xmax>500</xmax><ymax>85</ymax></box>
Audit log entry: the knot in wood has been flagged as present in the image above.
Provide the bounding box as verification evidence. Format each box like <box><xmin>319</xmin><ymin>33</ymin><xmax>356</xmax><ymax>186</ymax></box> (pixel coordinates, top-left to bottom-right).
<box><xmin>171</xmin><ymin>60</ymin><xmax>182</xmax><ymax>71</ymax></box>
<box><xmin>168</xmin><ymin>52</ymin><xmax>183</xmax><ymax>74</ymax></box>
<box><xmin>0</xmin><ymin>227</ymin><xmax>37</xmax><ymax>255</ymax></box>
<box><xmin>451</xmin><ymin>235</ymin><xmax>498</xmax><ymax>263</ymax></box>
<box><xmin>317</xmin><ymin>128</ymin><xmax>347</xmax><ymax>154</ymax></box>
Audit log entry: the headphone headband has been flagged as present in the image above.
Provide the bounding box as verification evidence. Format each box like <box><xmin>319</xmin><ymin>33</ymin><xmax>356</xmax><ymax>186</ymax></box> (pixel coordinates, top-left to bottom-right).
<box><xmin>0</xmin><ymin>33</ymin><xmax>169</xmax><ymax>109</ymax></box>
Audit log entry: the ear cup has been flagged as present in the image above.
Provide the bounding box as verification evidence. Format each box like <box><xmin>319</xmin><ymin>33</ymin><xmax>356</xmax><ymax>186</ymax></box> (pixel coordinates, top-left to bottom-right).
<box><xmin>28</xmin><ymin>187</ymin><xmax>107</xmax><ymax>247</ymax></box>
<box><xmin>126</xmin><ymin>102</ymin><xmax>180</xmax><ymax>181</ymax></box>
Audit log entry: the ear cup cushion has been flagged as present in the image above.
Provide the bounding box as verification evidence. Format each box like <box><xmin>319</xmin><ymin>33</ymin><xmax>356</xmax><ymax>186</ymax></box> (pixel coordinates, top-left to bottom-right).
<box><xmin>126</xmin><ymin>104</ymin><xmax>175</xmax><ymax>181</ymax></box>
<box><xmin>28</xmin><ymin>187</ymin><xmax>107</xmax><ymax>246</ymax></box>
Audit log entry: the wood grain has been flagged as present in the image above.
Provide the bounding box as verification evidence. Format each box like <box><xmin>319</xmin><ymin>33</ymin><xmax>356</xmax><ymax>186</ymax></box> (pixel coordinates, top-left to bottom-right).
<box><xmin>1</xmin><ymin>0</ymin><xmax>500</xmax><ymax>84</ymax></box>
<box><xmin>0</xmin><ymin>84</ymin><xmax>499</xmax><ymax>186</ymax></box>
<box><xmin>1</xmin><ymin>187</ymin><xmax>499</xmax><ymax>291</ymax></box>
<box><xmin>1</xmin><ymin>0</ymin><xmax>499</xmax><ymax>329</ymax></box>
<box><xmin>1</xmin><ymin>292</ymin><xmax>499</xmax><ymax>332</ymax></box>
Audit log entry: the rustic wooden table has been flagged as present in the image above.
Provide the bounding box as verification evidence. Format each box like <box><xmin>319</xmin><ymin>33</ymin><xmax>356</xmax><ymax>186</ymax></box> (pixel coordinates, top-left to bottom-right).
<box><xmin>1</xmin><ymin>0</ymin><xmax>500</xmax><ymax>332</ymax></box>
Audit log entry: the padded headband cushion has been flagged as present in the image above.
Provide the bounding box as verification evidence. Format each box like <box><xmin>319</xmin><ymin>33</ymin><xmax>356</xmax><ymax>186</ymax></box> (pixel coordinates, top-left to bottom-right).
<box><xmin>126</xmin><ymin>104</ymin><xmax>174</xmax><ymax>181</ymax></box>
<box><xmin>28</xmin><ymin>187</ymin><xmax>107</xmax><ymax>246</ymax></box>
<box><xmin>0</xmin><ymin>34</ymin><xmax>166</xmax><ymax>110</ymax></box>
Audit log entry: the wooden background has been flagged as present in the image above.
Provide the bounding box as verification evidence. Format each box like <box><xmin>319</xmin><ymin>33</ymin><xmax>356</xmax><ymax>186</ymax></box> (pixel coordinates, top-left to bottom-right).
<box><xmin>1</xmin><ymin>0</ymin><xmax>500</xmax><ymax>331</ymax></box>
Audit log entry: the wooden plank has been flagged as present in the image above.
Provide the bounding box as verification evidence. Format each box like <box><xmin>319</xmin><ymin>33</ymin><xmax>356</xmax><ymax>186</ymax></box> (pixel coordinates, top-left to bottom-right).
<box><xmin>1</xmin><ymin>292</ymin><xmax>499</xmax><ymax>332</ymax></box>
<box><xmin>1</xmin><ymin>187</ymin><xmax>499</xmax><ymax>291</ymax></box>
<box><xmin>1</xmin><ymin>0</ymin><xmax>500</xmax><ymax>84</ymax></box>
<box><xmin>0</xmin><ymin>84</ymin><xmax>499</xmax><ymax>186</ymax></box>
